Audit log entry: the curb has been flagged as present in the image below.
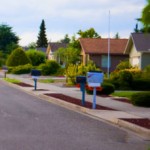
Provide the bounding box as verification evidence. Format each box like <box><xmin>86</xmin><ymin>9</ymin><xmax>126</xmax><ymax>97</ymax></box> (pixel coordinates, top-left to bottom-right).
<box><xmin>117</xmin><ymin>119</ymin><xmax>150</xmax><ymax>140</ymax></box>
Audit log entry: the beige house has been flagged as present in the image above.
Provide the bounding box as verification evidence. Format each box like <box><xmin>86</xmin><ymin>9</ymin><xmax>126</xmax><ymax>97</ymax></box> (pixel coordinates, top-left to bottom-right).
<box><xmin>46</xmin><ymin>42</ymin><xmax>68</xmax><ymax>64</ymax></box>
<box><xmin>124</xmin><ymin>33</ymin><xmax>150</xmax><ymax>69</ymax></box>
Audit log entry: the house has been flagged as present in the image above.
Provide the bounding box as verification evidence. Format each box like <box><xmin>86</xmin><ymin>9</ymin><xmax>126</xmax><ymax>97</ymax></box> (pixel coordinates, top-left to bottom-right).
<box><xmin>46</xmin><ymin>42</ymin><xmax>68</xmax><ymax>64</ymax></box>
<box><xmin>79</xmin><ymin>38</ymin><xmax>128</xmax><ymax>72</ymax></box>
<box><xmin>124</xmin><ymin>33</ymin><xmax>150</xmax><ymax>69</ymax></box>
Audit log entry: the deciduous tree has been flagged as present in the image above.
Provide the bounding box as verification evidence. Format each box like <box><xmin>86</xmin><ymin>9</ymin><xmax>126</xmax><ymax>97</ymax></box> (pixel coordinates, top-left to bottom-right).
<box><xmin>0</xmin><ymin>24</ymin><xmax>19</xmax><ymax>54</ymax></box>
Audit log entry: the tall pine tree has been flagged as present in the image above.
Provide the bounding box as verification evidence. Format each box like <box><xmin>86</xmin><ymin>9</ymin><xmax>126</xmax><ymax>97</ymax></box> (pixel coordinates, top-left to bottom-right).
<box><xmin>36</xmin><ymin>19</ymin><xmax>48</xmax><ymax>47</ymax></box>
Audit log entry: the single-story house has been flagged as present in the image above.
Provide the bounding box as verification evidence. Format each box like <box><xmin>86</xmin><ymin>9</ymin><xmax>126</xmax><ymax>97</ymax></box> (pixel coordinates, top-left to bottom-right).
<box><xmin>46</xmin><ymin>42</ymin><xmax>68</xmax><ymax>64</ymax></box>
<box><xmin>79</xmin><ymin>38</ymin><xmax>128</xmax><ymax>72</ymax></box>
<box><xmin>124</xmin><ymin>33</ymin><xmax>150</xmax><ymax>70</ymax></box>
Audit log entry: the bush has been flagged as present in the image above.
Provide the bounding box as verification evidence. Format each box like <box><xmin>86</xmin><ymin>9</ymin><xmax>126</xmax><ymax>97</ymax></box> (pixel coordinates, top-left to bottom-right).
<box><xmin>6</xmin><ymin>47</ymin><xmax>31</xmax><ymax>66</ymax></box>
<box><xmin>86</xmin><ymin>82</ymin><xmax>115</xmax><ymax>95</ymax></box>
<box><xmin>11</xmin><ymin>64</ymin><xmax>32</xmax><ymax>74</ymax></box>
<box><xmin>38</xmin><ymin>60</ymin><xmax>60</xmax><ymax>75</ymax></box>
<box><xmin>100</xmin><ymin>83</ymin><xmax>115</xmax><ymax>95</ymax></box>
<box><xmin>110</xmin><ymin>70</ymin><xmax>133</xmax><ymax>90</ymax></box>
<box><xmin>131</xmin><ymin>79</ymin><xmax>150</xmax><ymax>91</ymax></box>
<box><xmin>131</xmin><ymin>92</ymin><xmax>150</xmax><ymax>107</ymax></box>
<box><xmin>118</xmin><ymin>70</ymin><xmax>133</xmax><ymax>90</ymax></box>
<box><xmin>116</xmin><ymin>60</ymin><xmax>132</xmax><ymax>71</ymax></box>
<box><xmin>26</xmin><ymin>49</ymin><xmax>46</xmax><ymax>66</ymax></box>
<box><xmin>142</xmin><ymin>65</ymin><xmax>150</xmax><ymax>79</ymax></box>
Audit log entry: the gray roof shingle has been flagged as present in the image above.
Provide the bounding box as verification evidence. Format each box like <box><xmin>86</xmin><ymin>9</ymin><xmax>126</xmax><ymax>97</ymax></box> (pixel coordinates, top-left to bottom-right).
<box><xmin>131</xmin><ymin>33</ymin><xmax>150</xmax><ymax>52</ymax></box>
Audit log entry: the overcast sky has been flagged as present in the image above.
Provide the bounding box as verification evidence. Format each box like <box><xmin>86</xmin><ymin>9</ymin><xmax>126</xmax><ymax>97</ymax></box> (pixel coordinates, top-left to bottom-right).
<box><xmin>0</xmin><ymin>0</ymin><xmax>146</xmax><ymax>46</ymax></box>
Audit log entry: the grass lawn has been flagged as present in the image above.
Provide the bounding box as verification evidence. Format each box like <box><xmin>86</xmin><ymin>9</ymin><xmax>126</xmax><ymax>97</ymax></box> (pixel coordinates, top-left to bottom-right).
<box><xmin>4</xmin><ymin>78</ymin><xmax>21</xmax><ymax>83</ymax></box>
<box><xmin>38</xmin><ymin>78</ymin><xmax>65</xmax><ymax>84</ymax></box>
<box><xmin>111</xmin><ymin>91</ymin><xmax>140</xmax><ymax>99</ymax></box>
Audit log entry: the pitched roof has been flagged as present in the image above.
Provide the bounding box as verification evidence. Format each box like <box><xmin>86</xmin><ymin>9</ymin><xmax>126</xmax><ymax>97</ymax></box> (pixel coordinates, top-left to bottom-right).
<box><xmin>79</xmin><ymin>38</ymin><xmax>128</xmax><ymax>54</ymax></box>
<box><xmin>48</xmin><ymin>42</ymin><xmax>68</xmax><ymax>52</ymax></box>
<box><xmin>125</xmin><ymin>33</ymin><xmax>150</xmax><ymax>53</ymax></box>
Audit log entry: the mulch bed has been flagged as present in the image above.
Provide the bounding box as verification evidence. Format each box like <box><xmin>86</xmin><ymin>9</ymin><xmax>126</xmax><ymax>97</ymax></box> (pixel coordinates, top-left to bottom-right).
<box><xmin>14</xmin><ymin>82</ymin><xmax>49</xmax><ymax>91</ymax></box>
<box><xmin>120</xmin><ymin>118</ymin><xmax>150</xmax><ymax>129</ymax></box>
<box><xmin>14</xmin><ymin>82</ymin><xmax>34</xmax><ymax>87</ymax></box>
<box><xmin>44</xmin><ymin>93</ymin><xmax>117</xmax><ymax>110</ymax></box>
<box><xmin>32</xmin><ymin>89</ymin><xmax>49</xmax><ymax>91</ymax></box>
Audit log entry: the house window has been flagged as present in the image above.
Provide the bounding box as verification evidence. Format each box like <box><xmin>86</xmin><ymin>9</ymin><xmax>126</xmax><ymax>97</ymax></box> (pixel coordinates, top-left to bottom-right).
<box><xmin>101</xmin><ymin>55</ymin><xmax>111</xmax><ymax>68</ymax></box>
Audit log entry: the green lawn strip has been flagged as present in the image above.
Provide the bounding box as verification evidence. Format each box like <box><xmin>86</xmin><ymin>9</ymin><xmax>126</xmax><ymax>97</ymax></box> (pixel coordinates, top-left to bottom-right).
<box><xmin>4</xmin><ymin>78</ymin><xmax>21</xmax><ymax>83</ymax></box>
<box><xmin>111</xmin><ymin>91</ymin><xmax>140</xmax><ymax>99</ymax></box>
<box><xmin>38</xmin><ymin>78</ymin><xmax>55</xmax><ymax>83</ymax></box>
<box><xmin>38</xmin><ymin>78</ymin><xmax>66</xmax><ymax>84</ymax></box>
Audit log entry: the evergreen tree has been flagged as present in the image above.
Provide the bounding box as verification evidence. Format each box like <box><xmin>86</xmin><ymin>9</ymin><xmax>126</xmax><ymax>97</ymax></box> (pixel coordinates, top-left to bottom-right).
<box><xmin>60</xmin><ymin>34</ymin><xmax>71</xmax><ymax>43</ymax></box>
<box><xmin>114</xmin><ymin>32</ymin><xmax>120</xmax><ymax>39</ymax></box>
<box><xmin>36</xmin><ymin>19</ymin><xmax>48</xmax><ymax>47</ymax></box>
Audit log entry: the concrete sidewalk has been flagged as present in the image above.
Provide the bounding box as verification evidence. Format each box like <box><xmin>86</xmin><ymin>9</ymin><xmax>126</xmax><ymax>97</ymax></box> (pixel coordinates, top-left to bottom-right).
<box><xmin>1</xmin><ymin>72</ymin><xmax>150</xmax><ymax>140</ymax></box>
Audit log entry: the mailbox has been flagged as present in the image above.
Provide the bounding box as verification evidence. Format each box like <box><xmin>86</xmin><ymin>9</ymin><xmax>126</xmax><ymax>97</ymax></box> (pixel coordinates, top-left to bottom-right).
<box><xmin>31</xmin><ymin>69</ymin><xmax>41</xmax><ymax>76</ymax></box>
<box><xmin>2</xmin><ymin>66</ymin><xmax>8</xmax><ymax>72</ymax></box>
<box><xmin>76</xmin><ymin>76</ymin><xmax>86</xmax><ymax>84</ymax></box>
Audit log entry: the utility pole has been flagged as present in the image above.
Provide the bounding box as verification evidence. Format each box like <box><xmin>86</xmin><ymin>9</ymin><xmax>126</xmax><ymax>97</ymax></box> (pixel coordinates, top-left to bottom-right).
<box><xmin>107</xmin><ymin>10</ymin><xmax>110</xmax><ymax>79</ymax></box>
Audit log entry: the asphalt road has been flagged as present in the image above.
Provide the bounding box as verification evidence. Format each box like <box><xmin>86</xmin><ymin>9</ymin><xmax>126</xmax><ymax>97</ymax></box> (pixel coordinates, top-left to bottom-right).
<box><xmin>0</xmin><ymin>80</ymin><xmax>149</xmax><ymax>150</ymax></box>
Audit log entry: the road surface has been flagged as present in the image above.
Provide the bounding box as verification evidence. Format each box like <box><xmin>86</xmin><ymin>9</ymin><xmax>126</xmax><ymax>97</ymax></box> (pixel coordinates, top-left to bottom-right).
<box><xmin>0</xmin><ymin>80</ymin><xmax>149</xmax><ymax>150</ymax></box>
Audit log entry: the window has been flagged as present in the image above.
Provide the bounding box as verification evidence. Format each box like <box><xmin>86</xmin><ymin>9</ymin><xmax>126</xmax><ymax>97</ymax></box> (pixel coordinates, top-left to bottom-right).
<box><xmin>101</xmin><ymin>55</ymin><xmax>111</xmax><ymax>68</ymax></box>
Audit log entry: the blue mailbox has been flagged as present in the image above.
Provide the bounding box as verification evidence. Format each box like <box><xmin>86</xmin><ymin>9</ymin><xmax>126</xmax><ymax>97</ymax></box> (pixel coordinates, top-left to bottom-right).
<box><xmin>76</xmin><ymin>76</ymin><xmax>86</xmax><ymax>84</ymax></box>
<box><xmin>31</xmin><ymin>69</ymin><xmax>41</xmax><ymax>77</ymax></box>
<box><xmin>76</xmin><ymin>76</ymin><xmax>86</xmax><ymax>106</ymax></box>
<box><xmin>31</xmin><ymin>69</ymin><xmax>41</xmax><ymax>90</ymax></box>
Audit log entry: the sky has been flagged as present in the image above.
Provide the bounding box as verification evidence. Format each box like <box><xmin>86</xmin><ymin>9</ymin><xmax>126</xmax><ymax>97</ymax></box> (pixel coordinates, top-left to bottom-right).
<box><xmin>0</xmin><ymin>0</ymin><xmax>146</xmax><ymax>46</ymax></box>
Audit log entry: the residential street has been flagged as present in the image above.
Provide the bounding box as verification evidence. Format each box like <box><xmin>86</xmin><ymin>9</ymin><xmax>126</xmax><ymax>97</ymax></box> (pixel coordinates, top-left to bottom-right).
<box><xmin>0</xmin><ymin>80</ymin><xmax>149</xmax><ymax>150</ymax></box>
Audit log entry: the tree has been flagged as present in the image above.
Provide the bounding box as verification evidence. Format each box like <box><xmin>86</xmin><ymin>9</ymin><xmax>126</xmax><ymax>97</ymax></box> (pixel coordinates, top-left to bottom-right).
<box><xmin>28</xmin><ymin>42</ymin><xmax>37</xmax><ymax>49</ymax></box>
<box><xmin>6</xmin><ymin>47</ymin><xmax>31</xmax><ymax>66</ymax></box>
<box><xmin>0</xmin><ymin>24</ymin><xmax>19</xmax><ymax>54</ymax></box>
<box><xmin>55</xmin><ymin>46</ymin><xmax>80</xmax><ymax>66</ymax></box>
<box><xmin>77</xmin><ymin>28</ymin><xmax>100</xmax><ymax>38</ymax></box>
<box><xmin>36</xmin><ymin>19</ymin><xmax>48</xmax><ymax>47</ymax></box>
<box><xmin>141</xmin><ymin>0</ymin><xmax>150</xmax><ymax>31</ymax></box>
<box><xmin>114</xmin><ymin>32</ymin><xmax>120</xmax><ymax>39</ymax></box>
<box><xmin>134</xmin><ymin>23</ymin><xmax>139</xmax><ymax>33</ymax></box>
<box><xmin>69</xmin><ymin>28</ymin><xmax>100</xmax><ymax>50</ymax></box>
<box><xmin>60</xmin><ymin>34</ymin><xmax>71</xmax><ymax>44</ymax></box>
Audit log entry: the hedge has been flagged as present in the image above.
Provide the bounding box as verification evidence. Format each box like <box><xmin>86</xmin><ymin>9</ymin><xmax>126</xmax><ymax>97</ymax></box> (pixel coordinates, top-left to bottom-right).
<box><xmin>130</xmin><ymin>92</ymin><xmax>150</xmax><ymax>107</ymax></box>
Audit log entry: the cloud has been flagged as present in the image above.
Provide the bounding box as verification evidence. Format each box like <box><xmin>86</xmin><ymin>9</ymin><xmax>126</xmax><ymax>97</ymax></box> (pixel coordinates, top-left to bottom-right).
<box><xmin>19</xmin><ymin>32</ymin><xmax>37</xmax><ymax>46</ymax></box>
<box><xmin>0</xmin><ymin>0</ymin><xmax>146</xmax><ymax>46</ymax></box>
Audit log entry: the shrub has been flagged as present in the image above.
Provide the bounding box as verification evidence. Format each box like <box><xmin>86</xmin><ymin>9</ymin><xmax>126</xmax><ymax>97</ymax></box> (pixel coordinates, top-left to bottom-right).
<box><xmin>110</xmin><ymin>70</ymin><xmax>133</xmax><ymax>90</ymax></box>
<box><xmin>116</xmin><ymin>60</ymin><xmax>132</xmax><ymax>71</ymax></box>
<box><xmin>130</xmin><ymin>92</ymin><xmax>150</xmax><ymax>107</ymax></box>
<box><xmin>99</xmin><ymin>83</ymin><xmax>115</xmax><ymax>95</ymax></box>
<box><xmin>142</xmin><ymin>65</ymin><xmax>150</xmax><ymax>79</ymax></box>
<box><xmin>38</xmin><ymin>60</ymin><xmax>60</xmax><ymax>75</ymax></box>
<box><xmin>131</xmin><ymin>79</ymin><xmax>150</xmax><ymax>91</ymax></box>
<box><xmin>118</xmin><ymin>70</ymin><xmax>133</xmax><ymax>90</ymax></box>
<box><xmin>86</xmin><ymin>82</ymin><xmax>115</xmax><ymax>95</ymax></box>
<box><xmin>11</xmin><ymin>64</ymin><xmax>32</xmax><ymax>74</ymax></box>
<box><xmin>26</xmin><ymin>49</ymin><xmax>46</xmax><ymax>66</ymax></box>
<box><xmin>65</xmin><ymin>64</ymin><xmax>78</xmax><ymax>84</ymax></box>
<box><xmin>124</xmin><ymin>68</ymin><xmax>142</xmax><ymax>79</ymax></box>
<box><xmin>54</xmin><ymin>68</ymin><xmax>65</xmax><ymax>76</ymax></box>
<box><xmin>6</xmin><ymin>47</ymin><xmax>31</xmax><ymax>66</ymax></box>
